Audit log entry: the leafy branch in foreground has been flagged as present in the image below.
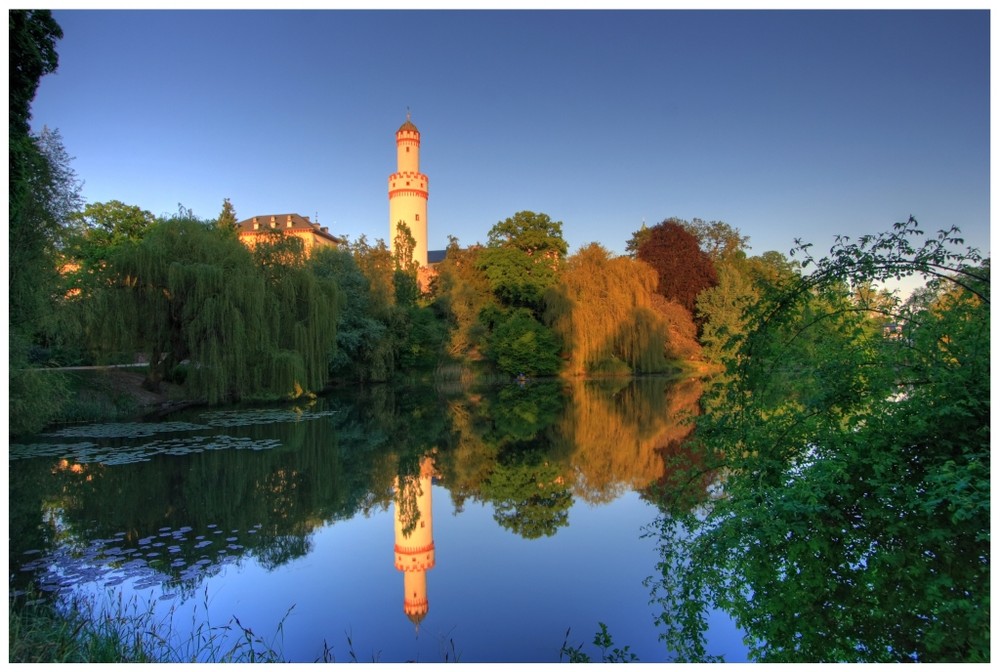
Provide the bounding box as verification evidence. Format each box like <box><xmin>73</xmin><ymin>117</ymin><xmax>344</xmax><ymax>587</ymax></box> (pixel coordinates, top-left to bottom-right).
<box><xmin>647</xmin><ymin>219</ymin><xmax>989</xmax><ymax>662</ymax></box>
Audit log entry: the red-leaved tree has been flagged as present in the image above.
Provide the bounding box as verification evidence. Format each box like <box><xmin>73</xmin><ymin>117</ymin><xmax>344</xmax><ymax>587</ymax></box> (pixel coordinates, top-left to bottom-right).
<box><xmin>636</xmin><ymin>219</ymin><xmax>718</xmax><ymax>318</ymax></box>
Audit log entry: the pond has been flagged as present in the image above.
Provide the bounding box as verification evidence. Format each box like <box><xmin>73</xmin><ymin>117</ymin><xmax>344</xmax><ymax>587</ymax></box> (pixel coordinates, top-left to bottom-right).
<box><xmin>9</xmin><ymin>376</ymin><xmax>749</xmax><ymax>663</ymax></box>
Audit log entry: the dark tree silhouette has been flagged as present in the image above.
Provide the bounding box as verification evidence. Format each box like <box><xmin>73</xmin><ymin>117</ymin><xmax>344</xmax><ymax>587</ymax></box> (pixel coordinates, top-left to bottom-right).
<box><xmin>636</xmin><ymin>219</ymin><xmax>718</xmax><ymax>317</ymax></box>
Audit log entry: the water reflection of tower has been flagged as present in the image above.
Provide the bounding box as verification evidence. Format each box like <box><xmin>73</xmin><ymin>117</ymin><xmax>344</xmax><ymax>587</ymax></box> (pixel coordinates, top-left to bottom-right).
<box><xmin>393</xmin><ymin>456</ymin><xmax>436</xmax><ymax>630</ymax></box>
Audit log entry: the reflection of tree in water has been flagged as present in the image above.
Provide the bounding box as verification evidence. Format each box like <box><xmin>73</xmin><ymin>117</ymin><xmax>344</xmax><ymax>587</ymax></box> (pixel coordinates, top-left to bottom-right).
<box><xmin>10</xmin><ymin>375</ymin><xmax>719</xmax><ymax>599</ymax></box>
<box><xmin>8</xmin><ymin>395</ymin><xmax>410</xmax><ymax>597</ymax></box>
<box><xmin>485</xmin><ymin>382</ymin><xmax>566</xmax><ymax>444</ymax></box>
<box><xmin>557</xmin><ymin>376</ymin><xmax>708</xmax><ymax>504</ymax></box>
<box><xmin>438</xmin><ymin>382</ymin><xmax>567</xmax><ymax>515</ymax></box>
<box><xmin>437</xmin><ymin>377</ymin><xmax>713</xmax><ymax>538</ymax></box>
<box><xmin>479</xmin><ymin>443</ymin><xmax>572</xmax><ymax>539</ymax></box>
<box><xmin>392</xmin><ymin>461</ymin><xmax>424</xmax><ymax>539</ymax></box>
<box><xmin>437</xmin><ymin>381</ymin><xmax>573</xmax><ymax>537</ymax></box>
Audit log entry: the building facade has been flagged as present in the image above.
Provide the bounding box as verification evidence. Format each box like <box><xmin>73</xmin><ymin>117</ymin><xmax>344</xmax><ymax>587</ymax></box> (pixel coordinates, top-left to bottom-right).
<box><xmin>235</xmin><ymin>213</ymin><xmax>344</xmax><ymax>257</ymax></box>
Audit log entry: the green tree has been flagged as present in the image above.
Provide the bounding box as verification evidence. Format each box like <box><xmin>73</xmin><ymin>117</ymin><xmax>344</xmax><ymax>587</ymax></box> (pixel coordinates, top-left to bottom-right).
<box><xmin>649</xmin><ymin>219</ymin><xmax>989</xmax><ymax>662</ymax></box>
<box><xmin>9</xmin><ymin>10</ymin><xmax>61</xmax><ymax>137</ymax></box>
<box><xmin>247</xmin><ymin>231</ymin><xmax>342</xmax><ymax>398</ymax></box>
<box><xmin>65</xmin><ymin>200</ymin><xmax>156</xmax><ymax>277</ymax></box>
<box><xmin>8</xmin><ymin>11</ymin><xmax>78</xmax><ymax>435</ymax></box>
<box><xmin>69</xmin><ymin>200</ymin><xmax>155</xmax><ymax>245</ymax></box>
<box><xmin>477</xmin><ymin>211</ymin><xmax>567</xmax><ymax>311</ymax></box>
<box><xmin>46</xmin><ymin>201</ymin><xmax>155</xmax><ymax>367</ymax></box>
<box><xmin>311</xmin><ymin>240</ymin><xmax>441</xmax><ymax>383</ymax></box>
<box><xmin>432</xmin><ymin>238</ymin><xmax>495</xmax><ymax>359</ymax></box>
<box><xmin>391</xmin><ymin>220</ymin><xmax>418</xmax><ymax>274</ymax></box>
<box><xmin>10</xmin><ymin>126</ymin><xmax>82</xmax><ymax>340</ymax></box>
<box><xmin>217</xmin><ymin>197</ymin><xmax>238</xmax><ymax>230</ymax></box>
<box><xmin>391</xmin><ymin>221</ymin><xmax>420</xmax><ymax>307</ymax></box>
<box><xmin>350</xmin><ymin>234</ymin><xmax>396</xmax><ymax>313</ymax></box>
<box><xmin>624</xmin><ymin>221</ymin><xmax>651</xmax><ymax>258</ymax></box>
<box><xmin>486</xmin><ymin>308</ymin><xmax>562</xmax><ymax>376</ymax></box>
<box><xmin>695</xmin><ymin>250</ymin><xmax>800</xmax><ymax>366</ymax></box>
<box><xmin>485</xmin><ymin>210</ymin><xmax>568</xmax><ymax>257</ymax></box>
<box><xmin>248</xmin><ymin>227</ymin><xmax>307</xmax><ymax>278</ymax></box>
<box><xmin>309</xmin><ymin>248</ymin><xmax>391</xmax><ymax>383</ymax></box>
<box><xmin>682</xmin><ymin>218</ymin><xmax>750</xmax><ymax>263</ymax></box>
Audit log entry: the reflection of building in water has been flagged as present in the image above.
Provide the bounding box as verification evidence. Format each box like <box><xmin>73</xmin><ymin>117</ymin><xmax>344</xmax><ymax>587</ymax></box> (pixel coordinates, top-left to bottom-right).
<box><xmin>393</xmin><ymin>456</ymin><xmax>436</xmax><ymax>629</ymax></box>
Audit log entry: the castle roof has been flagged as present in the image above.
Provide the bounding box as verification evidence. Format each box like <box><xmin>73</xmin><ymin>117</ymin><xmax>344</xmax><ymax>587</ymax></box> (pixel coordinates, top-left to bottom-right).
<box><xmin>235</xmin><ymin>213</ymin><xmax>345</xmax><ymax>245</ymax></box>
<box><xmin>427</xmin><ymin>249</ymin><xmax>447</xmax><ymax>264</ymax></box>
<box><xmin>397</xmin><ymin>119</ymin><xmax>419</xmax><ymax>133</ymax></box>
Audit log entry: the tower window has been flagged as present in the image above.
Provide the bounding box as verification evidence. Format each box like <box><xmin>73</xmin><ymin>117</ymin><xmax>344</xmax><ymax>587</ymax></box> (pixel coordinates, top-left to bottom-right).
<box><xmin>415</xmin><ymin>214</ymin><xmax>420</xmax><ymax>221</ymax></box>
<box><xmin>406</xmin><ymin>147</ymin><xmax>410</xmax><ymax>152</ymax></box>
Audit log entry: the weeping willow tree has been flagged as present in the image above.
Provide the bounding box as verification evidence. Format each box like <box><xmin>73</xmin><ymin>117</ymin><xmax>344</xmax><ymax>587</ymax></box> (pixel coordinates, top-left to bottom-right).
<box><xmin>86</xmin><ymin>216</ymin><xmax>340</xmax><ymax>403</ymax></box>
<box><xmin>249</xmin><ymin>231</ymin><xmax>343</xmax><ymax>397</ymax></box>
<box><xmin>545</xmin><ymin>243</ymin><xmax>672</xmax><ymax>375</ymax></box>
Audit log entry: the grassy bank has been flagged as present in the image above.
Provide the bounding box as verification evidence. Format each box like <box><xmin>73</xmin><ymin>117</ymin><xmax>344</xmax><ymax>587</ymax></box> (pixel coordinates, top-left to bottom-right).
<box><xmin>9</xmin><ymin>589</ymin><xmax>469</xmax><ymax>663</ymax></box>
<box><xmin>9</xmin><ymin>589</ymin><xmax>289</xmax><ymax>663</ymax></box>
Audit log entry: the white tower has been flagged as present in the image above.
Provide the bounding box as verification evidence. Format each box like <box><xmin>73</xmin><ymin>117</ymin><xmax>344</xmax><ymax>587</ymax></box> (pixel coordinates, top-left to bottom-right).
<box><xmin>388</xmin><ymin>111</ymin><xmax>429</xmax><ymax>267</ymax></box>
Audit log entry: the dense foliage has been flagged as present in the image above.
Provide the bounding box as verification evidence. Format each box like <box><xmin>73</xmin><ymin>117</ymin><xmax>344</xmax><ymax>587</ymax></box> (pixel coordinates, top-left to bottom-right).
<box><xmin>648</xmin><ymin>219</ymin><xmax>990</xmax><ymax>662</ymax></box>
<box><xmin>9</xmin><ymin>12</ymin><xmax>80</xmax><ymax>435</ymax></box>
<box><xmin>65</xmin><ymin>216</ymin><xmax>339</xmax><ymax>402</ymax></box>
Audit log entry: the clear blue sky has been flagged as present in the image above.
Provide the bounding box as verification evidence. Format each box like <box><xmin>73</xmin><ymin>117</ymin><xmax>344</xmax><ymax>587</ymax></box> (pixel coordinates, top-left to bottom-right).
<box><xmin>30</xmin><ymin>8</ymin><xmax>990</xmax><ymax>263</ymax></box>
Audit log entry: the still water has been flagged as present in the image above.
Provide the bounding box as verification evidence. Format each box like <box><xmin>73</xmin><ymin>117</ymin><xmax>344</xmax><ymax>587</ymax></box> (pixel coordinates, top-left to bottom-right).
<box><xmin>9</xmin><ymin>376</ymin><xmax>748</xmax><ymax>662</ymax></box>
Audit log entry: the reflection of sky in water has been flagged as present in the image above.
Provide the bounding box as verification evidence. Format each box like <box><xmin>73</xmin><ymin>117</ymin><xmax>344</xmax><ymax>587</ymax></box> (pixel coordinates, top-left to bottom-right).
<box><xmin>16</xmin><ymin>519</ymin><xmax>263</xmax><ymax>600</ymax></box>
<box><xmin>15</xmin><ymin>485</ymin><xmax>749</xmax><ymax>663</ymax></box>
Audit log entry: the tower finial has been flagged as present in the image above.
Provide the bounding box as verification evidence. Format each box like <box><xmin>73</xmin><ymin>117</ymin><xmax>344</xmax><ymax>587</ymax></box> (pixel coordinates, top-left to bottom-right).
<box><xmin>406</xmin><ymin>106</ymin><xmax>411</xmax><ymax>122</ymax></box>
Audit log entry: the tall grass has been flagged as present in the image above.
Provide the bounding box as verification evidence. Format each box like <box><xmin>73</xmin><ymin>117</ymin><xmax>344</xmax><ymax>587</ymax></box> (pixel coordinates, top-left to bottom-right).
<box><xmin>9</xmin><ymin>588</ymin><xmax>289</xmax><ymax>663</ymax></box>
<box><xmin>10</xmin><ymin>588</ymin><xmax>464</xmax><ymax>663</ymax></box>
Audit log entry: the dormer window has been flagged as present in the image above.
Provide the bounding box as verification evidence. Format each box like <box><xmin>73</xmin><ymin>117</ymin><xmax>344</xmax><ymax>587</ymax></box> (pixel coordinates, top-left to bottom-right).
<box><xmin>253</xmin><ymin>217</ymin><xmax>259</xmax><ymax>230</ymax></box>
<box><xmin>287</xmin><ymin>215</ymin><xmax>293</xmax><ymax>228</ymax></box>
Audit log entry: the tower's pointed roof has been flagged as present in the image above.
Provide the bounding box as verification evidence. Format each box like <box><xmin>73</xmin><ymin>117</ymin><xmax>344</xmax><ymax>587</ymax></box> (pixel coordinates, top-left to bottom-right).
<box><xmin>398</xmin><ymin>109</ymin><xmax>418</xmax><ymax>133</ymax></box>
